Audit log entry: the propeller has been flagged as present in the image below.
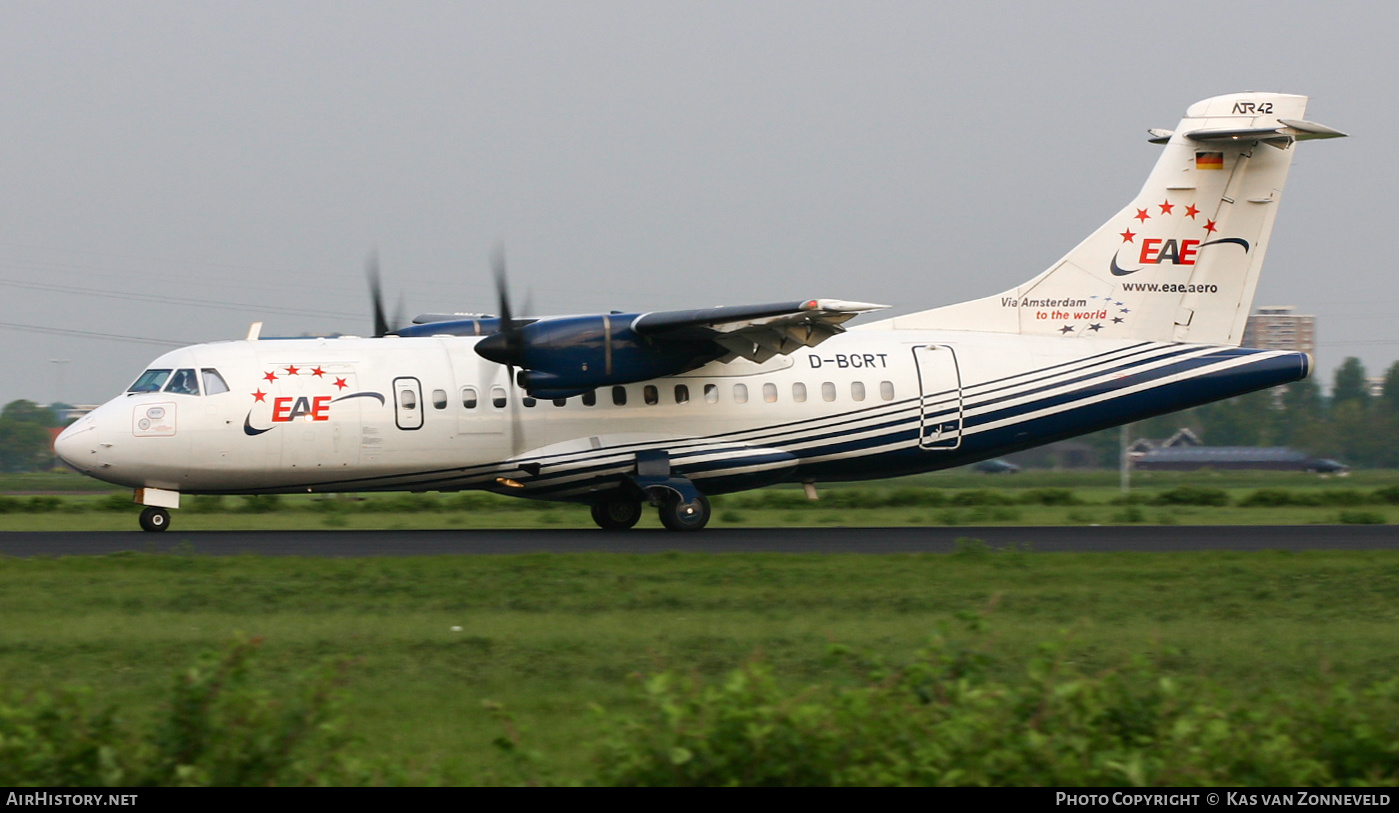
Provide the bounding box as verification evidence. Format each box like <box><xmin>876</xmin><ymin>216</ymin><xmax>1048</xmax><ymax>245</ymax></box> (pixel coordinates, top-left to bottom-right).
<box><xmin>367</xmin><ymin>250</ymin><xmax>391</xmax><ymax>338</ymax></box>
<box><xmin>487</xmin><ymin>245</ymin><xmax>528</xmax><ymax>456</ymax></box>
<box><xmin>366</xmin><ymin>249</ymin><xmax>406</xmax><ymax>338</ymax></box>
<box><xmin>481</xmin><ymin>245</ymin><xmax>527</xmax><ymax>368</ymax></box>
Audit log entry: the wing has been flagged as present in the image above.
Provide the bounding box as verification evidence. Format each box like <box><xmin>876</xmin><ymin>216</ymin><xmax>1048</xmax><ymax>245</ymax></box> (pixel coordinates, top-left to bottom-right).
<box><xmin>634</xmin><ymin>299</ymin><xmax>888</xmax><ymax>363</ymax></box>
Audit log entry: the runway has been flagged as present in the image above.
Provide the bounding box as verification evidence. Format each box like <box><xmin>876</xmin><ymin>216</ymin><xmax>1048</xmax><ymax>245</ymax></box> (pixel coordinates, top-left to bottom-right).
<box><xmin>2</xmin><ymin>525</ymin><xmax>1398</xmax><ymax>557</ymax></box>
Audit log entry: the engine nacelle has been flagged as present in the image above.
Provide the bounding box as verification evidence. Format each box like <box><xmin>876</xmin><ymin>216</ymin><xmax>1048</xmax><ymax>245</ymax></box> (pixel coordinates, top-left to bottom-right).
<box><xmin>475</xmin><ymin>314</ymin><xmax>721</xmax><ymax>394</ymax></box>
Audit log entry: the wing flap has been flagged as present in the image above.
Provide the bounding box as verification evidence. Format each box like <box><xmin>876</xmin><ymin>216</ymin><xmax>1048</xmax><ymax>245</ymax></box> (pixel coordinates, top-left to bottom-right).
<box><xmin>635</xmin><ymin>299</ymin><xmax>887</xmax><ymax>363</ymax></box>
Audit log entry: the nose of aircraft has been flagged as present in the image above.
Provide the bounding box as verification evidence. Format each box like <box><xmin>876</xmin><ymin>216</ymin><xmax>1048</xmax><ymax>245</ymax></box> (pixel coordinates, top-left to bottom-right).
<box><xmin>53</xmin><ymin>415</ymin><xmax>96</xmax><ymax>473</ymax></box>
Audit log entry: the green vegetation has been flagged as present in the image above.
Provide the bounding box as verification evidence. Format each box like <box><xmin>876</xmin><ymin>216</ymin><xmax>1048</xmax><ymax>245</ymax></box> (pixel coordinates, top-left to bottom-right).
<box><xmin>589</xmin><ymin>627</ymin><xmax>1399</xmax><ymax>786</ymax></box>
<box><xmin>7</xmin><ymin>469</ymin><xmax>1399</xmax><ymax>530</ymax></box>
<box><xmin>2</xmin><ymin>549</ymin><xmax>1399</xmax><ymax>784</ymax></box>
<box><xmin>0</xmin><ymin>636</ymin><xmax>368</xmax><ymax>786</ymax></box>
<box><xmin>0</xmin><ymin>400</ymin><xmax>58</xmax><ymax>473</ymax></box>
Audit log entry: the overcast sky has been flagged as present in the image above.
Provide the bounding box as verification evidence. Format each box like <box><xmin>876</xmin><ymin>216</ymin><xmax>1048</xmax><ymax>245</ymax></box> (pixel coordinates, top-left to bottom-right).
<box><xmin>0</xmin><ymin>1</ymin><xmax>1386</xmax><ymax>407</ymax></box>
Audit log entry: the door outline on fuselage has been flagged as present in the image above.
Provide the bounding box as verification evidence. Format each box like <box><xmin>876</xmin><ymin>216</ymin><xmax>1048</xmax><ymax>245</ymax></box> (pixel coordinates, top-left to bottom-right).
<box><xmin>393</xmin><ymin>377</ymin><xmax>424</xmax><ymax>430</ymax></box>
<box><xmin>912</xmin><ymin>345</ymin><xmax>963</xmax><ymax>450</ymax></box>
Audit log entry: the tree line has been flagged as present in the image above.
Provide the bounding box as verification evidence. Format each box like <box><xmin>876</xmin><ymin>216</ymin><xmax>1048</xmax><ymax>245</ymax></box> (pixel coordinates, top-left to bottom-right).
<box><xmin>0</xmin><ymin>400</ymin><xmax>62</xmax><ymax>473</ymax></box>
<box><xmin>1079</xmin><ymin>356</ymin><xmax>1399</xmax><ymax>469</ymax></box>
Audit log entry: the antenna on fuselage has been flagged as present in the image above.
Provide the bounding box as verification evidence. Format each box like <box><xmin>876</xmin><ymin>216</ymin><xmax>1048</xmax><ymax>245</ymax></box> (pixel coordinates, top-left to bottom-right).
<box><xmin>246</xmin><ymin>322</ymin><xmax>263</xmax><ymax>341</ymax></box>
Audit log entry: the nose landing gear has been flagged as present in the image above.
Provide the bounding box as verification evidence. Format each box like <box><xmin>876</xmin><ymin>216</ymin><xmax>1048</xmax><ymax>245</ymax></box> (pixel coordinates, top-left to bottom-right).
<box><xmin>133</xmin><ymin>487</ymin><xmax>180</xmax><ymax>532</ymax></box>
<box><xmin>139</xmin><ymin>507</ymin><xmax>170</xmax><ymax>532</ymax></box>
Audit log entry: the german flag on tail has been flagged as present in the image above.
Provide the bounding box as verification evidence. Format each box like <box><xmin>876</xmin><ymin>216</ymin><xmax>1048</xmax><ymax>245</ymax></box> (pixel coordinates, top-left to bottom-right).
<box><xmin>1196</xmin><ymin>152</ymin><xmax>1224</xmax><ymax>170</ymax></box>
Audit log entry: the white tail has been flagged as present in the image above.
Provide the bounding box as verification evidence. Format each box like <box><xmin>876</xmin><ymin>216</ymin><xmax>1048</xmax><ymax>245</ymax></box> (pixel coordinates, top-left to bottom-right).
<box><xmin>881</xmin><ymin>92</ymin><xmax>1344</xmax><ymax>344</ymax></box>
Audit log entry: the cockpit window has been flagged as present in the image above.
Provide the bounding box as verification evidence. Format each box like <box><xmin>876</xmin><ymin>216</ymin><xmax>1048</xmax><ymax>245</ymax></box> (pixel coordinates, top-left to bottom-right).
<box><xmin>128</xmin><ymin>369</ymin><xmax>172</xmax><ymax>393</ymax></box>
<box><xmin>202</xmin><ymin>369</ymin><xmax>230</xmax><ymax>395</ymax></box>
<box><xmin>164</xmin><ymin>369</ymin><xmax>200</xmax><ymax>396</ymax></box>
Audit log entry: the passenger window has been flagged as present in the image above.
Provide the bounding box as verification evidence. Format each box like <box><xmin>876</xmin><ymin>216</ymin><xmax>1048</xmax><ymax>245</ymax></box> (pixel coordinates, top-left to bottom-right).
<box><xmin>523</xmin><ymin>396</ymin><xmax>537</xmax><ymax>408</ymax></box>
<box><xmin>792</xmin><ymin>382</ymin><xmax>806</xmax><ymax>403</ymax></box>
<box><xmin>491</xmin><ymin>386</ymin><xmax>507</xmax><ymax>408</ymax></box>
<box><xmin>674</xmin><ymin>384</ymin><xmax>689</xmax><ymax>404</ymax></box>
<box><xmin>612</xmin><ymin>386</ymin><xmax>627</xmax><ymax>406</ymax></box>
<box><xmin>704</xmin><ymin>384</ymin><xmax>718</xmax><ymax>404</ymax></box>
<box><xmin>763</xmin><ymin>383</ymin><xmax>778</xmax><ymax>403</ymax></box>
<box><xmin>201</xmin><ymin>369</ymin><xmax>230</xmax><ymax>395</ymax></box>
<box><xmin>462</xmin><ymin>387</ymin><xmax>478</xmax><ymax>409</ymax></box>
<box><xmin>583</xmin><ymin>390</ymin><xmax>597</xmax><ymax>407</ymax></box>
<box><xmin>851</xmin><ymin>381</ymin><xmax>866</xmax><ymax>402</ymax></box>
<box><xmin>128</xmin><ymin>369</ymin><xmax>171</xmax><ymax>393</ymax></box>
<box><xmin>400</xmin><ymin>389</ymin><xmax>417</xmax><ymax>410</ymax></box>
<box><xmin>822</xmin><ymin>382</ymin><xmax>836</xmax><ymax>402</ymax></box>
<box><xmin>733</xmin><ymin>383</ymin><xmax>748</xmax><ymax>404</ymax></box>
<box><xmin>432</xmin><ymin>389</ymin><xmax>448</xmax><ymax>409</ymax></box>
<box><xmin>165</xmin><ymin>369</ymin><xmax>200</xmax><ymax>396</ymax></box>
<box><xmin>880</xmin><ymin>381</ymin><xmax>895</xmax><ymax>401</ymax></box>
<box><xmin>553</xmin><ymin>398</ymin><xmax>567</xmax><ymax>407</ymax></box>
<box><xmin>644</xmin><ymin>385</ymin><xmax>659</xmax><ymax>405</ymax></box>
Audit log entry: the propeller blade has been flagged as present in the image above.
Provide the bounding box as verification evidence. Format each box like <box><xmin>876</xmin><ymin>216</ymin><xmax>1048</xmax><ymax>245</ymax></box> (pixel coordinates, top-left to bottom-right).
<box><xmin>477</xmin><ymin>244</ymin><xmax>527</xmax><ymax>366</ymax></box>
<box><xmin>391</xmin><ymin>293</ymin><xmax>407</xmax><ymax>337</ymax></box>
<box><xmin>492</xmin><ymin>245</ymin><xmax>513</xmax><ymax>329</ymax></box>
<box><xmin>367</xmin><ymin>250</ymin><xmax>390</xmax><ymax>338</ymax></box>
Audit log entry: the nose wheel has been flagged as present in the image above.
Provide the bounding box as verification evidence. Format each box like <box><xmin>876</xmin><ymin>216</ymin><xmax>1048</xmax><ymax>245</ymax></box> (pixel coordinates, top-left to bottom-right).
<box><xmin>139</xmin><ymin>507</ymin><xmax>170</xmax><ymax>532</ymax></box>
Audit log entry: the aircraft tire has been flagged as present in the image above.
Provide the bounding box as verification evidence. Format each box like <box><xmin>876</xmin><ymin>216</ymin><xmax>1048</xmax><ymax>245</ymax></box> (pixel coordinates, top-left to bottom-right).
<box><xmin>139</xmin><ymin>507</ymin><xmax>171</xmax><ymax>533</ymax></box>
<box><xmin>591</xmin><ymin>494</ymin><xmax>642</xmax><ymax>530</ymax></box>
<box><xmin>659</xmin><ymin>493</ymin><xmax>711</xmax><ymax>532</ymax></box>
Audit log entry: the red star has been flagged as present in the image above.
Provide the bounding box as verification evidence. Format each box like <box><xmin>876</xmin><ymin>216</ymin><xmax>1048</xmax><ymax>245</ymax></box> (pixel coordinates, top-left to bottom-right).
<box><xmin>333</xmin><ymin>377</ymin><xmax>348</xmax><ymax>390</ymax></box>
<box><xmin>284</xmin><ymin>365</ymin><xmax>300</xmax><ymax>376</ymax></box>
<box><xmin>1134</xmin><ymin>208</ymin><xmax>1150</xmax><ymax>223</ymax></box>
<box><xmin>263</xmin><ymin>371</ymin><xmax>278</xmax><ymax>382</ymax></box>
<box><xmin>1158</xmin><ymin>200</ymin><xmax>1174</xmax><ymax>215</ymax></box>
<box><xmin>251</xmin><ymin>389</ymin><xmax>267</xmax><ymax>402</ymax></box>
<box><xmin>1204</xmin><ymin>219</ymin><xmax>1218</xmax><ymax>233</ymax></box>
<box><xmin>310</xmin><ymin>366</ymin><xmax>325</xmax><ymax>377</ymax></box>
<box><xmin>1184</xmin><ymin>204</ymin><xmax>1200</xmax><ymax>219</ymax></box>
<box><xmin>1119</xmin><ymin>229</ymin><xmax>1136</xmax><ymax>243</ymax></box>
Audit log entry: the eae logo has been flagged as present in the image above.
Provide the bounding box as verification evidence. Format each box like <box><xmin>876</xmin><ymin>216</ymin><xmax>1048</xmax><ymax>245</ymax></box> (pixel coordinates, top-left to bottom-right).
<box><xmin>1138</xmin><ymin>238</ymin><xmax>1200</xmax><ymax>266</ymax></box>
<box><xmin>271</xmin><ymin>396</ymin><xmax>331</xmax><ymax>422</ymax></box>
<box><xmin>1111</xmin><ymin>237</ymin><xmax>1249</xmax><ymax>277</ymax></box>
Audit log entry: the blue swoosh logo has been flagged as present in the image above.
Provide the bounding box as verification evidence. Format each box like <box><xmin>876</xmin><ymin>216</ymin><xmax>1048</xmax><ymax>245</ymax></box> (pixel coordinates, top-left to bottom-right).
<box><xmin>1110</xmin><ymin>249</ymin><xmax>1141</xmax><ymax>277</ymax></box>
<box><xmin>1200</xmin><ymin>237</ymin><xmax>1250</xmax><ymax>252</ymax></box>
<box><xmin>331</xmin><ymin>391</ymin><xmax>386</xmax><ymax>405</ymax></box>
<box><xmin>243</xmin><ymin>413</ymin><xmax>274</xmax><ymax>436</ymax></box>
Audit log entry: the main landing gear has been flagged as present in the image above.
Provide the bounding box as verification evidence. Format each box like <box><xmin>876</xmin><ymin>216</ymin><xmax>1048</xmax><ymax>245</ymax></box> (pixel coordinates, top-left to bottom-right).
<box><xmin>588</xmin><ymin>490</ymin><xmax>712</xmax><ymax>532</ymax></box>
<box><xmin>590</xmin><ymin>492</ymin><xmax>643</xmax><ymax>530</ymax></box>
<box><xmin>589</xmin><ymin>449</ymin><xmax>713</xmax><ymax>532</ymax></box>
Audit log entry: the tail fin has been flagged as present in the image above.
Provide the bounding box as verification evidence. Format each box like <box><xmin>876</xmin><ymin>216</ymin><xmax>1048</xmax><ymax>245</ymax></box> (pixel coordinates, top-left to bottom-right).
<box><xmin>883</xmin><ymin>93</ymin><xmax>1344</xmax><ymax>344</ymax></box>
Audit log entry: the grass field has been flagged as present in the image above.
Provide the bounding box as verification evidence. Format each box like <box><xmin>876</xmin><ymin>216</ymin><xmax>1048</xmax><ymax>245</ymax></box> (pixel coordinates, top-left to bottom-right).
<box><xmin>3</xmin><ymin>547</ymin><xmax>1399</xmax><ymax>783</ymax></box>
<box><xmin>5</xmin><ymin>469</ymin><xmax>1399</xmax><ymax>783</ymax></box>
<box><xmin>4</xmin><ymin>468</ymin><xmax>1399</xmax><ymax>531</ymax></box>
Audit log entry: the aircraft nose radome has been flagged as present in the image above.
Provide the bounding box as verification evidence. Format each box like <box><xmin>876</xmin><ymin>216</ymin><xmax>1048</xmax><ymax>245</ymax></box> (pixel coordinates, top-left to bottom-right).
<box><xmin>53</xmin><ymin>419</ymin><xmax>95</xmax><ymax>472</ymax></box>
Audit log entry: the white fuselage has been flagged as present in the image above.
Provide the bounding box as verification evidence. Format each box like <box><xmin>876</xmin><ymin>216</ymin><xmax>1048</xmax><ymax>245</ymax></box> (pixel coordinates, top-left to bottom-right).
<box><xmin>55</xmin><ymin>328</ymin><xmax>1307</xmax><ymax>503</ymax></box>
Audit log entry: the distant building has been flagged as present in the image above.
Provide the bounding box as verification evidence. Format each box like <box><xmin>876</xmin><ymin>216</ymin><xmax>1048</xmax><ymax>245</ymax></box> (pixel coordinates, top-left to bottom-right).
<box><xmin>1127</xmin><ymin>428</ymin><xmax>1203</xmax><ymax>456</ymax></box>
<box><xmin>1242</xmin><ymin>306</ymin><xmax>1316</xmax><ymax>358</ymax></box>
<box><xmin>1132</xmin><ymin>446</ymin><xmax>1346</xmax><ymax>473</ymax></box>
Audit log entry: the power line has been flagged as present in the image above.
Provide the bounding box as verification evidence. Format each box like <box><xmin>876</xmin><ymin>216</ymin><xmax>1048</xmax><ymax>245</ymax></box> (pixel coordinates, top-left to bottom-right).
<box><xmin>0</xmin><ymin>321</ymin><xmax>190</xmax><ymax>347</ymax></box>
<box><xmin>0</xmin><ymin>276</ymin><xmax>362</xmax><ymax>321</ymax></box>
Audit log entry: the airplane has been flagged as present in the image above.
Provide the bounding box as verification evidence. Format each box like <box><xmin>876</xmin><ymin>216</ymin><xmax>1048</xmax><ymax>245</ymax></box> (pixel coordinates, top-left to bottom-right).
<box><xmin>54</xmin><ymin>92</ymin><xmax>1345</xmax><ymax>533</ymax></box>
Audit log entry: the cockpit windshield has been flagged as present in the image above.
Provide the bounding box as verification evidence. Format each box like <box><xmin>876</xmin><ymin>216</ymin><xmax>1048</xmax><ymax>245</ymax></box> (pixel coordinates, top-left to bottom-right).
<box><xmin>128</xmin><ymin>369</ymin><xmax>172</xmax><ymax>393</ymax></box>
<box><xmin>165</xmin><ymin>368</ymin><xmax>200</xmax><ymax>395</ymax></box>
